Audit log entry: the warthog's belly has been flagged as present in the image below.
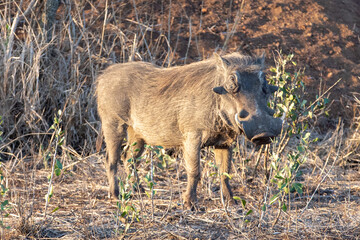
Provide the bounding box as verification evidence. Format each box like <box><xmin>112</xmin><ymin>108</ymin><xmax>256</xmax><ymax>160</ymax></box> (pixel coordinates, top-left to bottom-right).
<box><xmin>131</xmin><ymin>120</ymin><xmax>184</xmax><ymax>148</ymax></box>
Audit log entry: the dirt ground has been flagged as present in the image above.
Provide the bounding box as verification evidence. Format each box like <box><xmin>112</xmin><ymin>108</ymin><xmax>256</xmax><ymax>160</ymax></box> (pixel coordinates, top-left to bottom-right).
<box><xmin>1</xmin><ymin>0</ymin><xmax>360</xmax><ymax>239</ymax></box>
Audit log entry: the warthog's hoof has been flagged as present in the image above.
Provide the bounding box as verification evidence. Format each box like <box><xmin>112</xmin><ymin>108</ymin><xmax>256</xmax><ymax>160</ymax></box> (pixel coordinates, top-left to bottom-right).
<box><xmin>109</xmin><ymin>186</ymin><xmax>120</xmax><ymax>199</ymax></box>
<box><xmin>220</xmin><ymin>188</ymin><xmax>237</xmax><ymax>206</ymax></box>
<box><xmin>227</xmin><ymin>198</ymin><xmax>238</xmax><ymax>206</ymax></box>
<box><xmin>182</xmin><ymin>193</ymin><xmax>197</xmax><ymax>211</ymax></box>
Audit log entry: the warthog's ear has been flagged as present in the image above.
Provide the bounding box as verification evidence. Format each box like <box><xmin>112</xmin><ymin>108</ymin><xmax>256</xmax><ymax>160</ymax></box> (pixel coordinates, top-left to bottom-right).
<box><xmin>214</xmin><ymin>53</ymin><xmax>231</xmax><ymax>69</ymax></box>
<box><xmin>213</xmin><ymin>86</ymin><xmax>228</xmax><ymax>95</ymax></box>
<box><xmin>269</xmin><ymin>85</ymin><xmax>278</xmax><ymax>93</ymax></box>
<box><xmin>255</xmin><ymin>53</ymin><xmax>265</xmax><ymax>67</ymax></box>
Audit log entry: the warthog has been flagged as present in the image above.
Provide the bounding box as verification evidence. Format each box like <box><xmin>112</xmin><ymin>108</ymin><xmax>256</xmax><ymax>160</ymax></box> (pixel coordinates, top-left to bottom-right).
<box><xmin>96</xmin><ymin>52</ymin><xmax>282</xmax><ymax>208</ymax></box>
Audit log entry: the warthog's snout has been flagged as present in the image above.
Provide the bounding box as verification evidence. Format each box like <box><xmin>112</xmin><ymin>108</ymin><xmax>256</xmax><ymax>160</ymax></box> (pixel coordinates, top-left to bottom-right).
<box><xmin>235</xmin><ymin>113</ymin><xmax>283</xmax><ymax>145</ymax></box>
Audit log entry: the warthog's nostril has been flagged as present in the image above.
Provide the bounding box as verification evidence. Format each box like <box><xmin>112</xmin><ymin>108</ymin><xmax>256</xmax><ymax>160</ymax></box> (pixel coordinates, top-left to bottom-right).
<box><xmin>238</xmin><ymin>110</ymin><xmax>249</xmax><ymax>119</ymax></box>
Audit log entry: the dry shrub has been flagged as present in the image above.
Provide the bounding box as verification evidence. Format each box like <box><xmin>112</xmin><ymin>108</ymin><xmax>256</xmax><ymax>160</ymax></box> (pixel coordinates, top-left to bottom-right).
<box><xmin>341</xmin><ymin>94</ymin><xmax>360</xmax><ymax>167</ymax></box>
<box><xmin>0</xmin><ymin>0</ymin><xmax>174</xmax><ymax>161</ymax></box>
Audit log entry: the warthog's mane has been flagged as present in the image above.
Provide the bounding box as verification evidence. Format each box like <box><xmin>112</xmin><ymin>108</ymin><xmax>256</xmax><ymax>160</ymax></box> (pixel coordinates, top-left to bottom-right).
<box><xmin>145</xmin><ymin>52</ymin><xmax>264</xmax><ymax>97</ymax></box>
<box><xmin>95</xmin><ymin>52</ymin><xmax>263</xmax><ymax>99</ymax></box>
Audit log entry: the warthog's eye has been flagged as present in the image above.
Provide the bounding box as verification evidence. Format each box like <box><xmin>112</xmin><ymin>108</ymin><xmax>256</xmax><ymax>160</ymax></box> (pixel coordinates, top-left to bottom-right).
<box><xmin>226</xmin><ymin>74</ymin><xmax>239</xmax><ymax>93</ymax></box>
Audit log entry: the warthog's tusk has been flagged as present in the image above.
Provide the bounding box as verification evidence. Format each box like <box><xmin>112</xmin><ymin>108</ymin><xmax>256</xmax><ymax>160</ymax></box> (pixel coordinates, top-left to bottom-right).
<box><xmin>234</xmin><ymin>113</ymin><xmax>240</xmax><ymax>125</ymax></box>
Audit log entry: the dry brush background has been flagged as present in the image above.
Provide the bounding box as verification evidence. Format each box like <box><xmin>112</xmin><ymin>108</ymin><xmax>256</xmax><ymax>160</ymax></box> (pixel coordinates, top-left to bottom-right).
<box><xmin>0</xmin><ymin>0</ymin><xmax>360</xmax><ymax>239</ymax></box>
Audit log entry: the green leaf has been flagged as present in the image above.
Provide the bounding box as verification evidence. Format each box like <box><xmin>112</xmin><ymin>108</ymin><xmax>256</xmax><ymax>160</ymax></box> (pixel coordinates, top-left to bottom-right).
<box><xmin>233</xmin><ymin>196</ymin><xmax>241</xmax><ymax>201</ymax></box>
<box><xmin>274</xmin><ymin>175</ymin><xmax>284</xmax><ymax>180</ymax></box>
<box><xmin>125</xmin><ymin>205</ymin><xmax>132</xmax><ymax>212</ymax></box>
<box><xmin>58</xmin><ymin>136</ymin><xmax>65</xmax><ymax>146</ymax></box>
<box><xmin>157</xmin><ymin>162</ymin><xmax>164</xmax><ymax>170</ymax></box>
<box><xmin>281</xmin><ymin>203</ymin><xmax>287</xmax><ymax>212</ymax></box>
<box><xmin>269</xmin><ymin>193</ymin><xmax>280</xmax><ymax>205</ymax></box>
<box><xmin>222</xmin><ymin>172</ymin><xmax>232</xmax><ymax>180</ymax></box>
<box><xmin>261</xmin><ymin>204</ymin><xmax>266</xmax><ymax>211</ymax></box>
<box><xmin>51</xmin><ymin>207</ymin><xmax>60</xmax><ymax>213</ymax></box>
<box><xmin>271</xmin><ymin>161</ymin><xmax>278</xmax><ymax>171</ymax></box>
<box><xmin>1</xmin><ymin>184</ymin><xmax>8</xmax><ymax>195</ymax></box>
<box><xmin>144</xmin><ymin>174</ymin><xmax>151</xmax><ymax>182</ymax></box>
<box><xmin>56</xmin><ymin>159</ymin><xmax>63</xmax><ymax>170</ymax></box>
<box><xmin>303</xmin><ymin>132</ymin><xmax>311</xmax><ymax>141</ymax></box>
<box><xmin>241</xmin><ymin>199</ymin><xmax>246</xmax><ymax>208</ymax></box>
<box><xmin>55</xmin><ymin>168</ymin><xmax>61</xmax><ymax>176</ymax></box>
<box><xmin>1</xmin><ymin>200</ymin><xmax>8</xmax><ymax>208</ymax></box>
<box><xmin>209</xmin><ymin>172</ymin><xmax>217</xmax><ymax>177</ymax></box>
<box><xmin>245</xmin><ymin>209</ymin><xmax>253</xmax><ymax>216</ymax></box>
<box><xmin>292</xmin><ymin>182</ymin><xmax>303</xmax><ymax>194</ymax></box>
<box><xmin>297</xmin><ymin>145</ymin><xmax>304</xmax><ymax>153</ymax></box>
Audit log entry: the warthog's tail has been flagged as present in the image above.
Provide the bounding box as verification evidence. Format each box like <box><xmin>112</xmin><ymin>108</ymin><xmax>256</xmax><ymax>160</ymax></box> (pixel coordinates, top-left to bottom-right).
<box><xmin>96</xmin><ymin>127</ymin><xmax>104</xmax><ymax>152</ymax></box>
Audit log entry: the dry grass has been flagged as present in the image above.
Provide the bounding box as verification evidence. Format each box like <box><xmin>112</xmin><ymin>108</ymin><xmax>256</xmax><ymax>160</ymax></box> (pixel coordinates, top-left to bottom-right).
<box><xmin>1</xmin><ymin>0</ymin><xmax>360</xmax><ymax>239</ymax></box>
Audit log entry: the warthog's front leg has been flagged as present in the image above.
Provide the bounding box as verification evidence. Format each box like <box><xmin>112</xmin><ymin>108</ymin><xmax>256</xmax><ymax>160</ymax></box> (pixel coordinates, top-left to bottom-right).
<box><xmin>182</xmin><ymin>132</ymin><xmax>201</xmax><ymax>209</ymax></box>
<box><xmin>214</xmin><ymin>148</ymin><xmax>234</xmax><ymax>204</ymax></box>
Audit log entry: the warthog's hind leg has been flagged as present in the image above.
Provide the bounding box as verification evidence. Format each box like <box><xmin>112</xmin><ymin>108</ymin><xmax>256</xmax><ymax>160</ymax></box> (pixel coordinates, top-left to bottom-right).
<box><xmin>214</xmin><ymin>148</ymin><xmax>235</xmax><ymax>205</ymax></box>
<box><xmin>122</xmin><ymin>126</ymin><xmax>145</xmax><ymax>192</ymax></box>
<box><xmin>102</xmin><ymin>121</ymin><xmax>127</xmax><ymax>198</ymax></box>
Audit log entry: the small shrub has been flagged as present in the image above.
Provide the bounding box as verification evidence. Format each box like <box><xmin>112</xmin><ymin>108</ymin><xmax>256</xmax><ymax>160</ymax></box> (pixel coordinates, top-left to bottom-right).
<box><xmin>44</xmin><ymin>110</ymin><xmax>64</xmax><ymax>216</ymax></box>
<box><xmin>263</xmin><ymin>52</ymin><xmax>329</xmax><ymax>223</ymax></box>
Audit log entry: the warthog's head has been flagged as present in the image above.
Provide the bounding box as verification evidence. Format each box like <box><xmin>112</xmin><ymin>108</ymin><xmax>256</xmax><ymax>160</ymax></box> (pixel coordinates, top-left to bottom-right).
<box><xmin>213</xmin><ymin>53</ymin><xmax>283</xmax><ymax>145</ymax></box>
